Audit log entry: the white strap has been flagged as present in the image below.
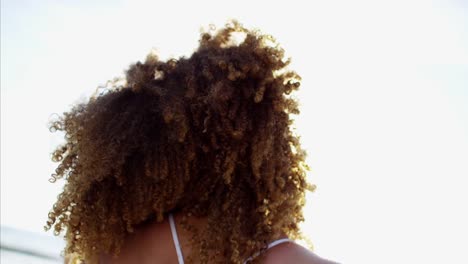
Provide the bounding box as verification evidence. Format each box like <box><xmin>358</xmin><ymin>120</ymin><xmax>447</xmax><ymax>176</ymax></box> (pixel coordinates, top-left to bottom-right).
<box><xmin>243</xmin><ymin>238</ymin><xmax>293</xmax><ymax>263</ymax></box>
<box><xmin>169</xmin><ymin>214</ymin><xmax>185</xmax><ymax>264</ymax></box>
<box><xmin>266</xmin><ymin>238</ymin><xmax>292</xmax><ymax>249</ymax></box>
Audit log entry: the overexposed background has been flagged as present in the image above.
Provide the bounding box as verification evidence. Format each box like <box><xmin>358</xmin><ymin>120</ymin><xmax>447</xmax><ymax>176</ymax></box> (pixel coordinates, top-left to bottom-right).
<box><xmin>1</xmin><ymin>0</ymin><xmax>467</xmax><ymax>263</ymax></box>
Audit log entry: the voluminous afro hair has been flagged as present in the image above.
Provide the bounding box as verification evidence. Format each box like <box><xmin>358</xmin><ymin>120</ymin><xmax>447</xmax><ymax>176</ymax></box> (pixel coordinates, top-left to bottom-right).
<box><xmin>45</xmin><ymin>19</ymin><xmax>313</xmax><ymax>264</ymax></box>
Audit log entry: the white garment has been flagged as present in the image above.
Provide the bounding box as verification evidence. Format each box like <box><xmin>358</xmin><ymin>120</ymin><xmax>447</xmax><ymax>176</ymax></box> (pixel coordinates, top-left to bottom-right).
<box><xmin>168</xmin><ymin>213</ymin><xmax>293</xmax><ymax>264</ymax></box>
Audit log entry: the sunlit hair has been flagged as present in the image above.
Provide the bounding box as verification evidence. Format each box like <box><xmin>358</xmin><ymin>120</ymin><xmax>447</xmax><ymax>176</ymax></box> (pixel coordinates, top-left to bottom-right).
<box><xmin>45</xmin><ymin>19</ymin><xmax>313</xmax><ymax>264</ymax></box>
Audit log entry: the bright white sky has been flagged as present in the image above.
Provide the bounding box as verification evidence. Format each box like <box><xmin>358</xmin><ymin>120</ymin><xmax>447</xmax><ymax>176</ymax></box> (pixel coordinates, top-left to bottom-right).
<box><xmin>1</xmin><ymin>0</ymin><xmax>467</xmax><ymax>263</ymax></box>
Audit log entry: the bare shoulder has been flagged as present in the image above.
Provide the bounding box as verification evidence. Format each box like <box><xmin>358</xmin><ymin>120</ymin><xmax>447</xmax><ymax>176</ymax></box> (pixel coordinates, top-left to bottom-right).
<box><xmin>262</xmin><ymin>242</ymin><xmax>339</xmax><ymax>264</ymax></box>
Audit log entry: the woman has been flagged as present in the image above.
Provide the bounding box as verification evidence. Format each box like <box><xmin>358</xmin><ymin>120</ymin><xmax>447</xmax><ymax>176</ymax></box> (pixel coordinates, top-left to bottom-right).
<box><xmin>46</xmin><ymin>20</ymin><xmax>337</xmax><ymax>264</ymax></box>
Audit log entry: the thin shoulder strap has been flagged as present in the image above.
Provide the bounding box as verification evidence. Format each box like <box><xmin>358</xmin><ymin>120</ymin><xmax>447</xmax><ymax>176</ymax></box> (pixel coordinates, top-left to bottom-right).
<box><xmin>169</xmin><ymin>214</ymin><xmax>185</xmax><ymax>264</ymax></box>
<box><xmin>266</xmin><ymin>238</ymin><xmax>292</xmax><ymax>249</ymax></box>
<box><xmin>243</xmin><ymin>238</ymin><xmax>293</xmax><ymax>264</ymax></box>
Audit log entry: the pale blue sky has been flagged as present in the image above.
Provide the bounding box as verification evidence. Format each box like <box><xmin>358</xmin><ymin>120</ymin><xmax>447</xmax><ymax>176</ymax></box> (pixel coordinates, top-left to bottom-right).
<box><xmin>1</xmin><ymin>1</ymin><xmax>468</xmax><ymax>263</ymax></box>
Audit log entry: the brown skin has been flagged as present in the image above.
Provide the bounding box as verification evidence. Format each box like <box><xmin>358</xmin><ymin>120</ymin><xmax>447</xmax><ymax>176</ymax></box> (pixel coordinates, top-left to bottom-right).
<box><xmin>47</xmin><ymin>19</ymin><xmax>320</xmax><ymax>263</ymax></box>
<box><xmin>97</xmin><ymin>213</ymin><xmax>338</xmax><ymax>264</ymax></box>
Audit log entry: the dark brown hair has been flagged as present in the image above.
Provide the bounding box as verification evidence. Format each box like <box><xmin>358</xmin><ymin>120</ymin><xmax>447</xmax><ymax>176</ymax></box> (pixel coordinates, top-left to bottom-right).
<box><xmin>45</xmin><ymin>19</ymin><xmax>313</xmax><ymax>263</ymax></box>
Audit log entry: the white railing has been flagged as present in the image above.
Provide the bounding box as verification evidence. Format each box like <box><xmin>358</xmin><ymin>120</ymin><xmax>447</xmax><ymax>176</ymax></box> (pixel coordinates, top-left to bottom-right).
<box><xmin>1</xmin><ymin>226</ymin><xmax>65</xmax><ymax>264</ymax></box>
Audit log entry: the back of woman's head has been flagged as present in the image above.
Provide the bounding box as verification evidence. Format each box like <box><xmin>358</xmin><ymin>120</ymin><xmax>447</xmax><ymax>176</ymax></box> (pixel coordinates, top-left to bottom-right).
<box><xmin>45</xmin><ymin>19</ymin><xmax>312</xmax><ymax>263</ymax></box>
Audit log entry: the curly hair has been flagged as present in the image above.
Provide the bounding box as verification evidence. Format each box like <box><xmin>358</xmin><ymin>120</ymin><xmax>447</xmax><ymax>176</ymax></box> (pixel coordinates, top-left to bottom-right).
<box><xmin>45</xmin><ymin>19</ymin><xmax>313</xmax><ymax>264</ymax></box>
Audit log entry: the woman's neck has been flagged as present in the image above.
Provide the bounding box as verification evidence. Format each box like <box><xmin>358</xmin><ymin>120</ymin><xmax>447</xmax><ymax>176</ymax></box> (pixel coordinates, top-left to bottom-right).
<box><xmin>98</xmin><ymin>212</ymin><xmax>208</xmax><ymax>264</ymax></box>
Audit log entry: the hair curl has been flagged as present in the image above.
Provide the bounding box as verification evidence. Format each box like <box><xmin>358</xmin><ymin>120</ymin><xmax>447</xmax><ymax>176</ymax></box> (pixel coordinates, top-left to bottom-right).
<box><xmin>45</xmin><ymin>19</ymin><xmax>313</xmax><ymax>264</ymax></box>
